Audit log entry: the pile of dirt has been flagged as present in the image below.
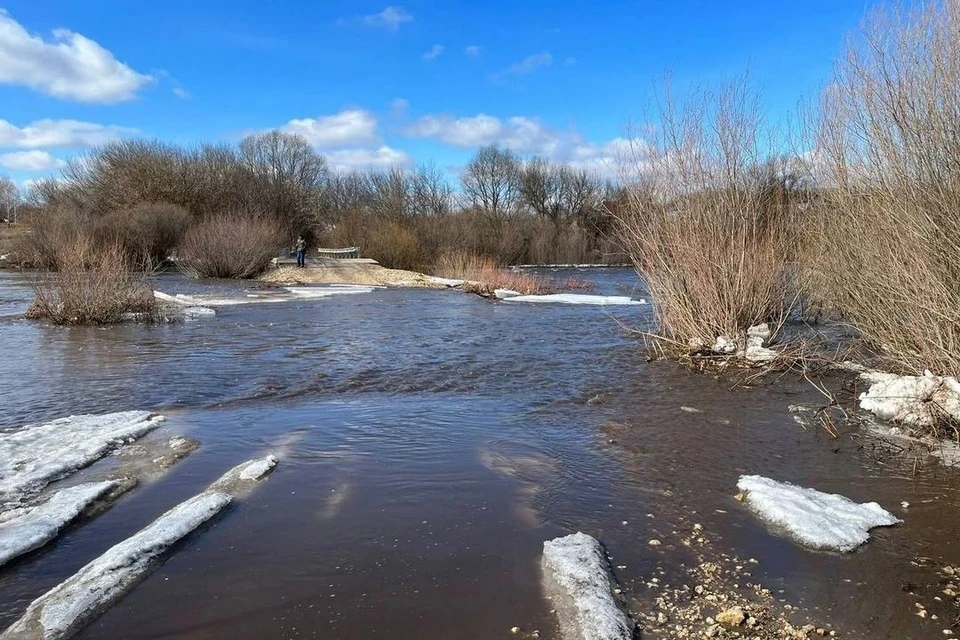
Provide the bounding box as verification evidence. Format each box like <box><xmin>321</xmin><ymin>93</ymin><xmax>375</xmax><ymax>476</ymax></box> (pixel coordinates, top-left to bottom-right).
<box><xmin>261</xmin><ymin>260</ymin><xmax>441</xmax><ymax>288</ymax></box>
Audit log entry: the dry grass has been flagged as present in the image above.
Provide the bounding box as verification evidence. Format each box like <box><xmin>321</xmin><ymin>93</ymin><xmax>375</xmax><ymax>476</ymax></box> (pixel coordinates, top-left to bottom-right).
<box><xmin>433</xmin><ymin>250</ymin><xmax>551</xmax><ymax>295</ymax></box>
<box><xmin>178</xmin><ymin>215</ymin><xmax>284</xmax><ymax>279</ymax></box>
<box><xmin>614</xmin><ymin>77</ymin><xmax>803</xmax><ymax>356</ymax></box>
<box><xmin>25</xmin><ymin>237</ymin><xmax>155</xmax><ymax>325</ymax></box>
<box><xmin>807</xmin><ymin>0</ymin><xmax>960</xmax><ymax>377</ymax></box>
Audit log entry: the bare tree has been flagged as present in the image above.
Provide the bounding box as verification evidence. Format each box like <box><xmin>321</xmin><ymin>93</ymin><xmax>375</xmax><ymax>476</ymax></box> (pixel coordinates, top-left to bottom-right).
<box><xmin>0</xmin><ymin>176</ymin><xmax>17</xmax><ymax>221</ymax></box>
<box><xmin>461</xmin><ymin>144</ymin><xmax>521</xmax><ymax>222</ymax></box>
<box><xmin>326</xmin><ymin>171</ymin><xmax>374</xmax><ymax>217</ymax></box>
<box><xmin>366</xmin><ymin>167</ymin><xmax>411</xmax><ymax>220</ymax></box>
<box><xmin>519</xmin><ymin>157</ymin><xmax>602</xmax><ymax>228</ymax></box>
<box><xmin>239</xmin><ymin>130</ymin><xmax>329</xmax><ymax>235</ymax></box>
<box><xmin>409</xmin><ymin>162</ymin><xmax>453</xmax><ymax>217</ymax></box>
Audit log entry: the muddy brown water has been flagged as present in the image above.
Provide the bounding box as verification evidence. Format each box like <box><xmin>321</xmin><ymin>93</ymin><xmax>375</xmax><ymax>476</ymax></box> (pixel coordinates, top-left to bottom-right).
<box><xmin>0</xmin><ymin>268</ymin><xmax>958</xmax><ymax>639</ymax></box>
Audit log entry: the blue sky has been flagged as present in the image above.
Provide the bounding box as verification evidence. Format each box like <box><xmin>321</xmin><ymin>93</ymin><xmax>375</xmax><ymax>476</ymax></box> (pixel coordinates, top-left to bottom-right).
<box><xmin>0</xmin><ymin>1</ymin><xmax>868</xmax><ymax>186</ymax></box>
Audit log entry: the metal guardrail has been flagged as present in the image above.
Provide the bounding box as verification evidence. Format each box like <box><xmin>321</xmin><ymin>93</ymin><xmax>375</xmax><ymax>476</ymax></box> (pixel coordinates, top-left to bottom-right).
<box><xmin>315</xmin><ymin>247</ymin><xmax>361</xmax><ymax>259</ymax></box>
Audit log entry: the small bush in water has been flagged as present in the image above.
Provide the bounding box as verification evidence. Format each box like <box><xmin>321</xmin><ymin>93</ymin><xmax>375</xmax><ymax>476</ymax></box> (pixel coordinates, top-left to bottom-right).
<box><xmin>177</xmin><ymin>215</ymin><xmax>285</xmax><ymax>279</ymax></box>
<box><xmin>25</xmin><ymin>237</ymin><xmax>155</xmax><ymax>325</ymax></box>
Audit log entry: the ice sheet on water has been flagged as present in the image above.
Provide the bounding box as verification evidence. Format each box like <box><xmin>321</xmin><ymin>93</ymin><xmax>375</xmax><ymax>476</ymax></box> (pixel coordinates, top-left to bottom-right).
<box><xmin>284</xmin><ymin>286</ymin><xmax>378</xmax><ymax>298</ymax></box>
<box><xmin>542</xmin><ymin>532</ymin><xmax>634</xmax><ymax>640</ymax></box>
<box><xmin>0</xmin><ymin>411</ymin><xmax>164</xmax><ymax>507</ymax></box>
<box><xmin>1</xmin><ymin>491</ymin><xmax>232</xmax><ymax>640</ymax></box>
<box><xmin>0</xmin><ymin>481</ymin><xmax>119</xmax><ymax>568</ymax></box>
<box><xmin>504</xmin><ymin>294</ymin><xmax>646</xmax><ymax>306</ymax></box>
<box><xmin>155</xmin><ymin>286</ymin><xmax>377</xmax><ymax>306</ymax></box>
<box><xmin>737</xmin><ymin>475</ymin><xmax>900</xmax><ymax>552</ymax></box>
<box><xmin>1</xmin><ymin>456</ymin><xmax>278</xmax><ymax>640</ymax></box>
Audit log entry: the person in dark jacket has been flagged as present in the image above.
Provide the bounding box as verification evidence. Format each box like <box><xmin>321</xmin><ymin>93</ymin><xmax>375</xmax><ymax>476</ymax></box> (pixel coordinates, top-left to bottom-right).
<box><xmin>295</xmin><ymin>236</ymin><xmax>307</xmax><ymax>267</ymax></box>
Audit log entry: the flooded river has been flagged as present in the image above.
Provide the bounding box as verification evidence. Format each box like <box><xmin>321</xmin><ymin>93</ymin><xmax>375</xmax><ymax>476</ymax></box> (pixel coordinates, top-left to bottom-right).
<box><xmin>1</xmin><ymin>268</ymin><xmax>958</xmax><ymax>639</ymax></box>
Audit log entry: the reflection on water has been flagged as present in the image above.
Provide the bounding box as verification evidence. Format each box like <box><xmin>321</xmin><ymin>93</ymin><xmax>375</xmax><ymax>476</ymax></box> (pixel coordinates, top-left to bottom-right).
<box><xmin>0</xmin><ymin>269</ymin><xmax>958</xmax><ymax>639</ymax></box>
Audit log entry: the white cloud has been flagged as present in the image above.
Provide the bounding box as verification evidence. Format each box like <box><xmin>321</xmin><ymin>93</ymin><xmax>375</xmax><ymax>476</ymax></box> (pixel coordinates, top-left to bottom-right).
<box><xmin>172</xmin><ymin>86</ymin><xmax>191</xmax><ymax>100</ymax></box>
<box><xmin>405</xmin><ymin>114</ymin><xmax>503</xmax><ymax>147</ymax></box>
<box><xmin>498</xmin><ymin>51</ymin><xmax>552</xmax><ymax>77</ymax></box>
<box><xmin>422</xmin><ymin>44</ymin><xmax>443</xmax><ymax>61</ymax></box>
<box><xmin>0</xmin><ymin>150</ymin><xmax>64</xmax><ymax>171</ymax></box>
<box><xmin>390</xmin><ymin>98</ymin><xmax>410</xmax><ymax>115</ymax></box>
<box><xmin>0</xmin><ymin>118</ymin><xmax>136</xmax><ymax>149</ymax></box>
<box><xmin>325</xmin><ymin>146</ymin><xmax>411</xmax><ymax>172</ymax></box>
<box><xmin>465</xmin><ymin>45</ymin><xmax>482</xmax><ymax>58</ymax></box>
<box><xmin>282</xmin><ymin>109</ymin><xmax>379</xmax><ymax>149</ymax></box>
<box><xmin>405</xmin><ymin>111</ymin><xmax>645</xmax><ymax>178</ymax></box>
<box><xmin>339</xmin><ymin>6</ymin><xmax>413</xmax><ymax>30</ymax></box>
<box><xmin>0</xmin><ymin>10</ymin><xmax>152</xmax><ymax>103</ymax></box>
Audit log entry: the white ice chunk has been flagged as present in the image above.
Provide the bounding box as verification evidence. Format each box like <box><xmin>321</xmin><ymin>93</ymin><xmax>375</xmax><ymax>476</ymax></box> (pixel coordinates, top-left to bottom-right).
<box><xmin>712</xmin><ymin>335</ymin><xmax>738</xmax><ymax>354</ymax></box>
<box><xmin>1</xmin><ymin>456</ymin><xmax>278</xmax><ymax>640</ymax></box>
<box><xmin>737</xmin><ymin>475</ymin><xmax>900</xmax><ymax>552</ymax></box>
<box><xmin>284</xmin><ymin>285</ymin><xmax>377</xmax><ymax>298</ymax></box>
<box><xmin>156</xmin><ymin>287</ymin><xmax>376</xmax><ymax>307</ymax></box>
<box><xmin>542</xmin><ymin>532</ymin><xmax>634</xmax><ymax>640</ymax></box>
<box><xmin>493</xmin><ymin>288</ymin><xmax>522</xmax><ymax>299</ymax></box>
<box><xmin>859</xmin><ymin>371</ymin><xmax>960</xmax><ymax>427</ymax></box>
<box><xmin>181</xmin><ymin>306</ymin><xmax>216</xmax><ymax>319</ymax></box>
<box><xmin>747</xmin><ymin>323</ymin><xmax>772</xmax><ymax>344</ymax></box>
<box><xmin>1</xmin><ymin>491</ymin><xmax>231</xmax><ymax>640</ymax></box>
<box><xmin>504</xmin><ymin>294</ymin><xmax>646</xmax><ymax>306</ymax></box>
<box><xmin>0</xmin><ymin>481</ymin><xmax>118</xmax><ymax>568</ymax></box>
<box><xmin>207</xmin><ymin>455</ymin><xmax>277</xmax><ymax>496</ymax></box>
<box><xmin>0</xmin><ymin>412</ymin><xmax>164</xmax><ymax>506</ymax></box>
<box><xmin>744</xmin><ymin>336</ymin><xmax>778</xmax><ymax>363</ymax></box>
<box><xmin>425</xmin><ymin>276</ymin><xmax>465</xmax><ymax>287</ymax></box>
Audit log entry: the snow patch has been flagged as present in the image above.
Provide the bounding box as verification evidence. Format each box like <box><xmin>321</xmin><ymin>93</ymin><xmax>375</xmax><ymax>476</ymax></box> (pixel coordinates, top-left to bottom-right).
<box><xmin>858</xmin><ymin>371</ymin><xmax>960</xmax><ymax>427</ymax></box>
<box><xmin>493</xmin><ymin>288</ymin><xmax>522</xmax><ymax>299</ymax></box>
<box><xmin>0</xmin><ymin>412</ymin><xmax>164</xmax><ymax>507</ymax></box>
<box><xmin>0</xmin><ymin>481</ymin><xmax>119</xmax><ymax>568</ymax></box>
<box><xmin>1</xmin><ymin>456</ymin><xmax>278</xmax><ymax>640</ymax></box>
<box><xmin>737</xmin><ymin>475</ymin><xmax>900</xmax><ymax>552</ymax></box>
<box><xmin>503</xmin><ymin>294</ymin><xmax>646</xmax><ymax>306</ymax></box>
<box><xmin>425</xmin><ymin>276</ymin><xmax>465</xmax><ymax>287</ymax></box>
<box><xmin>542</xmin><ymin>532</ymin><xmax>634</xmax><ymax>640</ymax></box>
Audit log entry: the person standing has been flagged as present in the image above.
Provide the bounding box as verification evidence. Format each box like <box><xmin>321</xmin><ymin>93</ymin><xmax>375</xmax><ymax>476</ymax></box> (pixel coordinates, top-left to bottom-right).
<box><xmin>295</xmin><ymin>236</ymin><xmax>307</xmax><ymax>268</ymax></box>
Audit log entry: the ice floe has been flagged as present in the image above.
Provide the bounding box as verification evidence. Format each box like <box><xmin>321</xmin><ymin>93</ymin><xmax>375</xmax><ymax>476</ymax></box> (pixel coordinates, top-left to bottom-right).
<box><xmin>542</xmin><ymin>532</ymin><xmax>634</xmax><ymax>640</ymax></box>
<box><xmin>503</xmin><ymin>294</ymin><xmax>646</xmax><ymax>306</ymax></box>
<box><xmin>858</xmin><ymin>370</ymin><xmax>960</xmax><ymax>427</ymax></box>
<box><xmin>737</xmin><ymin>475</ymin><xmax>900</xmax><ymax>552</ymax></box>
<box><xmin>0</xmin><ymin>412</ymin><xmax>164</xmax><ymax>507</ymax></box>
<box><xmin>1</xmin><ymin>456</ymin><xmax>277</xmax><ymax>640</ymax></box>
<box><xmin>0</xmin><ymin>481</ymin><xmax>120</xmax><ymax>568</ymax></box>
<box><xmin>283</xmin><ymin>285</ymin><xmax>377</xmax><ymax>298</ymax></box>
<box><xmin>1</xmin><ymin>492</ymin><xmax>231</xmax><ymax>640</ymax></box>
<box><xmin>154</xmin><ymin>285</ymin><xmax>377</xmax><ymax>307</ymax></box>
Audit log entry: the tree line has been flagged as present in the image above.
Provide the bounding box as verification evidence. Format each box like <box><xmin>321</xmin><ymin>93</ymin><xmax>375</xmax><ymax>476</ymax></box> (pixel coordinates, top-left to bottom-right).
<box><xmin>6</xmin><ymin>132</ymin><xmax>626</xmax><ymax>270</ymax></box>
